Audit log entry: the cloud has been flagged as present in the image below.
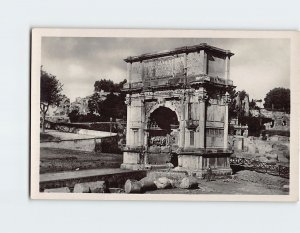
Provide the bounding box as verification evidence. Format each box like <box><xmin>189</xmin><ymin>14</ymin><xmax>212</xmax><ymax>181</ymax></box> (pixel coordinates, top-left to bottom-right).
<box><xmin>41</xmin><ymin>37</ymin><xmax>290</xmax><ymax>102</ymax></box>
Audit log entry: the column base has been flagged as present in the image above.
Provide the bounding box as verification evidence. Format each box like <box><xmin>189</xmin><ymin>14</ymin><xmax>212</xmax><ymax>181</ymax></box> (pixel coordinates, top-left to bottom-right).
<box><xmin>190</xmin><ymin>168</ymin><xmax>232</xmax><ymax>179</ymax></box>
<box><xmin>173</xmin><ymin>167</ymin><xmax>232</xmax><ymax>179</ymax></box>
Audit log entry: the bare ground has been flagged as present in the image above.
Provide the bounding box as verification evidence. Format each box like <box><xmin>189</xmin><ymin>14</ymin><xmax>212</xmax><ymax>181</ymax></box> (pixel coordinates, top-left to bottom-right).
<box><xmin>40</xmin><ymin>147</ymin><xmax>123</xmax><ymax>174</ymax></box>
<box><xmin>146</xmin><ymin>170</ymin><xmax>289</xmax><ymax>195</ymax></box>
<box><xmin>40</xmin><ymin>147</ymin><xmax>289</xmax><ymax>195</ymax></box>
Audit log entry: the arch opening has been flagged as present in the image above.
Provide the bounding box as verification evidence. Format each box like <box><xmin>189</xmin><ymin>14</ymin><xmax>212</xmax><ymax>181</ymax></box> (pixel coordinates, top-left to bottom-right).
<box><xmin>148</xmin><ymin>106</ymin><xmax>179</xmax><ymax>134</ymax></box>
<box><xmin>146</xmin><ymin>106</ymin><xmax>180</xmax><ymax>166</ymax></box>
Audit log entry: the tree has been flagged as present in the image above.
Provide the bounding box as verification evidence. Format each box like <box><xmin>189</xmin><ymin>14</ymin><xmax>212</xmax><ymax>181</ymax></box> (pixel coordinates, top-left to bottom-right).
<box><xmin>68</xmin><ymin>108</ymin><xmax>80</xmax><ymax>122</ymax></box>
<box><xmin>249</xmin><ymin>99</ymin><xmax>256</xmax><ymax>109</ymax></box>
<box><xmin>98</xmin><ymin>92</ymin><xmax>126</xmax><ymax>121</ymax></box>
<box><xmin>88</xmin><ymin>79</ymin><xmax>127</xmax><ymax>121</ymax></box>
<box><xmin>94</xmin><ymin>78</ymin><xmax>127</xmax><ymax>92</ymax></box>
<box><xmin>228</xmin><ymin>87</ymin><xmax>238</xmax><ymax>120</ymax></box>
<box><xmin>88</xmin><ymin>92</ymin><xmax>102</xmax><ymax>115</ymax></box>
<box><xmin>94</xmin><ymin>79</ymin><xmax>115</xmax><ymax>92</ymax></box>
<box><xmin>40</xmin><ymin>67</ymin><xmax>63</xmax><ymax>132</ymax></box>
<box><xmin>249</xmin><ymin>99</ymin><xmax>261</xmax><ymax>110</ymax></box>
<box><xmin>264</xmin><ymin>88</ymin><xmax>290</xmax><ymax>112</ymax></box>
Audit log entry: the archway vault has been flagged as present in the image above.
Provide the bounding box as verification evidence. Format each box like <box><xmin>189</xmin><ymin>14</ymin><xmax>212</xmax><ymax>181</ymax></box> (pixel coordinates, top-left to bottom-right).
<box><xmin>148</xmin><ymin>106</ymin><xmax>179</xmax><ymax>132</ymax></box>
<box><xmin>145</xmin><ymin>100</ymin><xmax>182</xmax><ymax>123</ymax></box>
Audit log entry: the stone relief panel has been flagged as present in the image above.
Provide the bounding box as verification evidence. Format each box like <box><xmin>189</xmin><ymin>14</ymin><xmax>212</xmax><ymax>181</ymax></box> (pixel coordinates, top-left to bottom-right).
<box><xmin>207</xmin><ymin>104</ymin><xmax>225</xmax><ymax>122</ymax></box>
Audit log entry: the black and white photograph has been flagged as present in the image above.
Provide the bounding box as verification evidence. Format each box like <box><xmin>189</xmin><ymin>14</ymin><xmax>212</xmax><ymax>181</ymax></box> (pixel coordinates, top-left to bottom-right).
<box><xmin>30</xmin><ymin>29</ymin><xmax>299</xmax><ymax>201</ymax></box>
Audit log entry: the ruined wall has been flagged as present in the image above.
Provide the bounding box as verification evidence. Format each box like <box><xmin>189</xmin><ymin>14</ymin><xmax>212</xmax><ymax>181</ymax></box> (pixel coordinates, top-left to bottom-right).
<box><xmin>260</xmin><ymin>109</ymin><xmax>290</xmax><ymax>131</ymax></box>
<box><xmin>229</xmin><ymin>135</ymin><xmax>290</xmax><ymax>164</ymax></box>
<box><xmin>40</xmin><ymin>138</ymin><xmax>102</xmax><ymax>152</ymax></box>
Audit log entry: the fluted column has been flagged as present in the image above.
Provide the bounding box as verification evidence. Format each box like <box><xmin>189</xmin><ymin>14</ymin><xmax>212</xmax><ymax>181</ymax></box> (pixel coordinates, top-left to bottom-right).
<box><xmin>179</xmin><ymin>93</ymin><xmax>186</xmax><ymax>148</ymax></box>
<box><xmin>223</xmin><ymin>92</ymin><xmax>230</xmax><ymax>150</ymax></box>
<box><xmin>224</xmin><ymin>55</ymin><xmax>231</xmax><ymax>149</ymax></box>
<box><xmin>198</xmin><ymin>89</ymin><xmax>208</xmax><ymax>149</ymax></box>
<box><xmin>125</xmin><ymin>95</ymin><xmax>132</xmax><ymax>147</ymax></box>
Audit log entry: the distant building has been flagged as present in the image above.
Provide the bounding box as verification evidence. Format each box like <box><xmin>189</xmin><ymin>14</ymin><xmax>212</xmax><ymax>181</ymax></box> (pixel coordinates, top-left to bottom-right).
<box><xmin>45</xmin><ymin>95</ymin><xmax>70</xmax><ymax>123</ymax></box>
<box><xmin>70</xmin><ymin>97</ymin><xmax>90</xmax><ymax>115</ymax></box>
<box><xmin>69</xmin><ymin>91</ymin><xmax>120</xmax><ymax>115</ymax></box>
<box><xmin>259</xmin><ymin>109</ymin><xmax>290</xmax><ymax>131</ymax></box>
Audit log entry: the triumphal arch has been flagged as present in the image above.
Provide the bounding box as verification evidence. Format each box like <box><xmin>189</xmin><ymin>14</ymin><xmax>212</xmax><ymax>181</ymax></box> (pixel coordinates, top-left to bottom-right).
<box><xmin>121</xmin><ymin>43</ymin><xmax>234</xmax><ymax>177</ymax></box>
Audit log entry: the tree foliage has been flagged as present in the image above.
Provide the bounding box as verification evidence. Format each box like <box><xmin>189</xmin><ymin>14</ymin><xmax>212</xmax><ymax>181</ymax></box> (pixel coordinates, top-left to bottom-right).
<box><xmin>40</xmin><ymin>67</ymin><xmax>63</xmax><ymax>132</ymax></box>
<box><xmin>228</xmin><ymin>87</ymin><xmax>238</xmax><ymax>120</ymax></box>
<box><xmin>85</xmin><ymin>78</ymin><xmax>127</xmax><ymax>121</ymax></box>
<box><xmin>249</xmin><ymin>99</ymin><xmax>255</xmax><ymax>109</ymax></box>
<box><xmin>264</xmin><ymin>87</ymin><xmax>290</xmax><ymax>112</ymax></box>
<box><xmin>98</xmin><ymin>92</ymin><xmax>126</xmax><ymax>121</ymax></box>
<box><xmin>228</xmin><ymin>89</ymin><xmax>252</xmax><ymax>119</ymax></box>
<box><xmin>94</xmin><ymin>78</ymin><xmax>127</xmax><ymax>92</ymax></box>
<box><xmin>88</xmin><ymin>92</ymin><xmax>102</xmax><ymax>115</ymax></box>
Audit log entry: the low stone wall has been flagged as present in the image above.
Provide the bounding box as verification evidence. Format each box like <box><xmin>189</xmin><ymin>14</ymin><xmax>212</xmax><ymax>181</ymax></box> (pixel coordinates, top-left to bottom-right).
<box><xmin>77</xmin><ymin>128</ymin><xmax>117</xmax><ymax>137</ymax></box>
<box><xmin>40</xmin><ymin>170</ymin><xmax>147</xmax><ymax>191</ymax></box>
<box><xmin>41</xmin><ymin>136</ymin><xmax>120</xmax><ymax>153</ymax></box>
<box><xmin>41</xmin><ymin>138</ymin><xmax>102</xmax><ymax>152</ymax></box>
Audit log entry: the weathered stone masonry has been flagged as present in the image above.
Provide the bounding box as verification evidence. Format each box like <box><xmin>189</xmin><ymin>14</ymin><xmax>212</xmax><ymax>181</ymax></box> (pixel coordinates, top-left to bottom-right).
<box><xmin>121</xmin><ymin>43</ymin><xmax>235</xmax><ymax>177</ymax></box>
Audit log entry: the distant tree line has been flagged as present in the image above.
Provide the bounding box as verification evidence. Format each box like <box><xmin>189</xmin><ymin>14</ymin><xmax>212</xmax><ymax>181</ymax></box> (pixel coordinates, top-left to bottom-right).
<box><xmin>68</xmin><ymin>78</ymin><xmax>127</xmax><ymax>122</ymax></box>
<box><xmin>264</xmin><ymin>87</ymin><xmax>290</xmax><ymax>113</ymax></box>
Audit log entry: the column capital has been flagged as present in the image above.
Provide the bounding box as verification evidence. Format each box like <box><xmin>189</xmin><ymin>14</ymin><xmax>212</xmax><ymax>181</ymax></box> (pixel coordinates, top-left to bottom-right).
<box><xmin>223</xmin><ymin>92</ymin><xmax>231</xmax><ymax>105</ymax></box>
<box><xmin>198</xmin><ymin>90</ymin><xmax>208</xmax><ymax>103</ymax></box>
<box><xmin>125</xmin><ymin>96</ymin><xmax>131</xmax><ymax>106</ymax></box>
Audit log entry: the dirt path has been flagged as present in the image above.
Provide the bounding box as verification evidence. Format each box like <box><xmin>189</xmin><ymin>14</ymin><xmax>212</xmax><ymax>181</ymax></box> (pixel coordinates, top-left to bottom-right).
<box><xmin>40</xmin><ymin>148</ymin><xmax>123</xmax><ymax>174</ymax></box>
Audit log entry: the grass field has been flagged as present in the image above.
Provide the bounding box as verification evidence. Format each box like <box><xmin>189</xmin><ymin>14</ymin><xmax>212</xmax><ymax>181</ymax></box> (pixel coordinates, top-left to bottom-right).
<box><xmin>40</xmin><ymin>147</ymin><xmax>123</xmax><ymax>174</ymax></box>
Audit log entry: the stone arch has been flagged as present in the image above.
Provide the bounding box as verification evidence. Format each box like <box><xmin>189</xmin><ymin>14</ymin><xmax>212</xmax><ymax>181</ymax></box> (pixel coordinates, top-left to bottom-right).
<box><xmin>146</xmin><ymin>100</ymin><xmax>181</xmax><ymax>123</ymax></box>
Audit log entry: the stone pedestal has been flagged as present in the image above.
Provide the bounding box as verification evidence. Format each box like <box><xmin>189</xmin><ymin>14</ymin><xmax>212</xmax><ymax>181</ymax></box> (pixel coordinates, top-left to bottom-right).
<box><xmin>176</xmin><ymin>152</ymin><xmax>232</xmax><ymax>178</ymax></box>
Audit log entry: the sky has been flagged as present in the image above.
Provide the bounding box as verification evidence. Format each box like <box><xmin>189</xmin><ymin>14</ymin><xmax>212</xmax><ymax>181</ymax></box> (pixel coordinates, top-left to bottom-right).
<box><xmin>41</xmin><ymin>37</ymin><xmax>290</xmax><ymax>102</ymax></box>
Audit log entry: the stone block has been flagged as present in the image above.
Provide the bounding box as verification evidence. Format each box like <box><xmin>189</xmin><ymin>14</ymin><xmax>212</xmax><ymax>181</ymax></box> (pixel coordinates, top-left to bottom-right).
<box><xmin>124</xmin><ymin>179</ymin><xmax>142</xmax><ymax>193</ymax></box>
<box><xmin>154</xmin><ymin>177</ymin><xmax>172</xmax><ymax>189</ymax></box>
<box><xmin>282</xmin><ymin>185</ymin><xmax>289</xmax><ymax>192</ymax></box>
<box><xmin>44</xmin><ymin>187</ymin><xmax>70</xmax><ymax>193</ymax></box>
<box><xmin>73</xmin><ymin>181</ymin><xmax>107</xmax><ymax>193</ymax></box>
<box><xmin>179</xmin><ymin>177</ymin><xmax>199</xmax><ymax>189</ymax></box>
<box><xmin>258</xmin><ymin>156</ymin><xmax>268</xmax><ymax>163</ymax></box>
<box><xmin>109</xmin><ymin>188</ymin><xmax>125</xmax><ymax>193</ymax></box>
<box><xmin>247</xmin><ymin>143</ymin><xmax>257</xmax><ymax>154</ymax></box>
<box><xmin>139</xmin><ymin>177</ymin><xmax>157</xmax><ymax>191</ymax></box>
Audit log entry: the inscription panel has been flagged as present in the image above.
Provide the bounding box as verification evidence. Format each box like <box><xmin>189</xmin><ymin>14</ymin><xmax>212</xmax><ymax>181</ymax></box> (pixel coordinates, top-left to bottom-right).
<box><xmin>142</xmin><ymin>55</ymin><xmax>185</xmax><ymax>80</ymax></box>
